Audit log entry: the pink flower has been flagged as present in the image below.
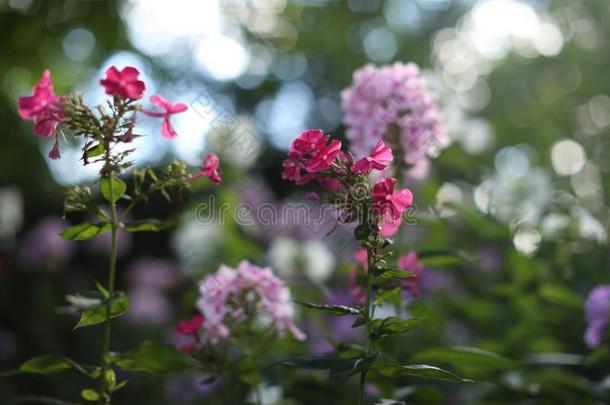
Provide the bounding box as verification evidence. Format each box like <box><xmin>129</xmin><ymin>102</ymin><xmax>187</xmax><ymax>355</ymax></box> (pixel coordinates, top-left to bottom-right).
<box><xmin>342</xmin><ymin>62</ymin><xmax>448</xmax><ymax>179</ymax></box>
<box><xmin>100</xmin><ymin>66</ymin><xmax>146</xmax><ymax>100</ymax></box>
<box><xmin>176</xmin><ymin>315</ymin><xmax>205</xmax><ymax>336</ymax></box>
<box><xmin>372</xmin><ymin>178</ymin><xmax>413</xmax><ymax>221</ymax></box>
<box><xmin>351</xmin><ymin>140</ymin><xmax>393</xmax><ymax>173</ymax></box>
<box><xmin>304</xmin><ymin>139</ymin><xmax>342</xmax><ymax>173</ymax></box>
<box><xmin>289</xmin><ymin>129</ymin><xmax>329</xmax><ymax>157</ymax></box>
<box><xmin>398</xmin><ymin>252</ymin><xmax>424</xmax><ymax>299</ymax></box>
<box><xmin>190</xmin><ymin>153</ymin><xmax>222</xmax><ymax>184</ymax></box>
<box><xmin>143</xmin><ymin>95</ymin><xmax>188</xmax><ymax>139</ymax></box>
<box><xmin>18</xmin><ymin>69</ymin><xmax>64</xmax><ymax>138</ymax></box>
<box><xmin>195</xmin><ymin>261</ymin><xmax>305</xmax><ymax>345</ymax></box>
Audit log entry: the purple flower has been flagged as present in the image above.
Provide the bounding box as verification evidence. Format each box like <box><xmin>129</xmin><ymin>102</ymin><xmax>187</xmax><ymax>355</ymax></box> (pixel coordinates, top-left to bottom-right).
<box><xmin>341</xmin><ymin>62</ymin><xmax>448</xmax><ymax>179</ymax></box>
<box><xmin>127</xmin><ymin>257</ymin><xmax>181</xmax><ymax>290</ymax></box>
<box><xmin>125</xmin><ymin>287</ymin><xmax>173</xmax><ymax>324</ymax></box>
<box><xmin>19</xmin><ymin>216</ymin><xmax>75</xmax><ymax>268</ymax></box>
<box><xmin>195</xmin><ymin>261</ymin><xmax>305</xmax><ymax>344</ymax></box>
<box><xmin>166</xmin><ymin>374</ymin><xmax>221</xmax><ymax>402</ymax></box>
<box><xmin>584</xmin><ymin>285</ymin><xmax>610</xmax><ymax>348</ymax></box>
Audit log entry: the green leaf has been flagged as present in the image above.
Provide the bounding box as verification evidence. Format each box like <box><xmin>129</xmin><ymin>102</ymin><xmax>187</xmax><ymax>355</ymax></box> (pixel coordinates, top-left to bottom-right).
<box><xmin>539</xmin><ymin>284</ymin><xmax>583</xmax><ymax>309</ymax></box>
<box><xmin>104</xmin><ymin>369</ymin><xmax>116</xmax><ymax>391</ymax></box>
<box><xmin>122</xmin><ymin>219</ymin><xmax>173</xmax><ymax>232</ymax></box>
<box><xmin>294</xmin><ymin>300</ymin><xmax>360</xmax><ymax>316</ymax></box>
<box><xmin>373</xmin><ymin>269</ymin><xmax>414</xmax><ymax>280</ymax></box>
<box><xmin>114</xmin><ymin>341</ymin><xmax>193</xmax><ymax>374</ymax></box>
<box><xmin>110</xmin><ymin>380</ymin><xmax>128</xmax><ymax>393</ymax></box>
<box><xmin>100</xmin><ymin>176</ymin><xmax>126</xmax><ymax>204</ymax></box>
<box><xmin>329</xmin><ymin>354</ymin><xmax>378</xmax><ymax>382</ymax></box>
<box><xmin>85</xmin><ymin>143</ymin><xmax>104</xmax><ymax>159</ymax></box>
<box><xmin>275</xmin><ymin>354</ymin><xmax>378</xmax><ymax>383</ymax></box>
<box><xmin>411</xmin><ymin>346</ymin><xmax>515</xmax><ymax>372</ymax></box>
<box><xmin>374</xmin><ymin>288</ymin><xmax>402</xmax><ymax>306</ymax></box>
<box><xmin>75</xmin><ymin>292</ymin><xmax>130</xmax><ymax>329</ymax></box>
<box><xmin>19</xmin><ymin>355</ymin><xmax>72</xmax><ymax>374</ymax></box>
<box><xmin>60</xmin><ymin>222</ymin><xmax>111</xmax><ymax>241</ymax></box>
<box><xmin>371</xmin><ymin>317</ymin><xmax>423</xmax><ymax>338</ymax></box>
<box><xmin>81</xmin><ymin>389</ymin><xmax>100</xmax><ymax>401</ymax></box>
<box><xmin>352</xmin><ymin>316</ymin><xmax>366</xmax><ymax>328</ymax></box>
<box><xmin>373</xmin><ymin>360</ymin><xmax>470</xmax><ymax>382</ymax></box>
<box><xmin>417</xmin><ymin>248</ymin><xmax>473</xmax><ymax>266</ymax></box>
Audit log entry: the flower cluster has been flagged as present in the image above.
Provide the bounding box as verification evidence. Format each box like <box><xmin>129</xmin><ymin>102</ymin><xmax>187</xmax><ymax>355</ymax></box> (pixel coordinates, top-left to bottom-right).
<box><xmin>282</xmin><ymin>129</ymin><xmax>412</xmax><ymax>237</ymax></box>
<box><xmin>584</xmin><ymin>285</ymin><xmax>610</xmax><ymax>348</ymax></box>
<box><xmin>177</xmin><ymin>261</ymin><xmax>305</xmax><ymax>349</ymax></box>
<box><xmin>18</xmin><ymin>66</ymin><xmax>188</xmax><ymax>160</ymax></box>
<box><xmin>341</xmin><ymin>62</ymin><xmax>447</xmax><ymax>178</ymax></box>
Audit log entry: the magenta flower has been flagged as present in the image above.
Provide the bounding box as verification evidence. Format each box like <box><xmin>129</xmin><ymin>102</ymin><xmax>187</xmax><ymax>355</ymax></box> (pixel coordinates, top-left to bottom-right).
<box><xmin>99</xmin><ymin>66</ymin><xmax>146</xmax><ymax>100</ymax></box>
<box><xmin>342</xmin><ymin>62</ymin><xmax>447</xmax><ymax>178</ymax></box>
<box><xmin>189</xmin><ymin>153</ymin><xmax>222</xmax><ymax>184</ymax></box>
<box><xmin>398</xmin><ymin>252</ymin><xmax>424</xmax><ymax>299</ymax></box>
<box><xmin>176</xmin><ymin>315</ymin><xmax>205</xmax><ymax>336</ymax></box>
<box><xmin>18</xmin><ymin>70</ymin><xmax>65</xmax><ymax>159</ymax></box>
<box><xmin>304</xmin><ymin>139</ymin><xmax>342</xmax><ymax>173</ymax></box>
<box><xmin>584</xmin><ymin>285</ymin><xmax>610</xmax><ymax>348</ymax></box>
<box><xmin>351</xmin><ymin>140</ymin><xmax>393</xmax><ymax>174</ymax></box>
<box><xmin>289</xmin><ymin>129</ymin><xmax>329</xmax><ymax>156</ymax></box>
<box><xmin>143</xmin><ymin>95</ymin><xmax>188</xmax><ymax>139</ymax></box>
<box><xmin>372</xmin><ymin>178</ymin><xmax>413</xmax><ymax>220</ymax></box>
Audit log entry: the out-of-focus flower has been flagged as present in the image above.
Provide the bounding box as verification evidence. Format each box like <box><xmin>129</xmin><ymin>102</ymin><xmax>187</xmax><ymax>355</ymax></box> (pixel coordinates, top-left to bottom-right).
<box><xmin>19</xmin><ymin>216</ymin><xmax>75</xmax><ymax>268</ymax></box>
<box><xmin>189</xmin><ymin>153</ymin><xmax>222</xmax><ymax>184</ymax></box>
<box><xmin>18</xmin><ymin>70</ymin><xmax>64</xmax><ymax>138</ymax></box>
<box><xmin>176</xmin><ymin>315</ymin><xmax>204</xmax><ymax>336</ymax></box>
<box><xmin>0</xmin><ymin>329</ymin><xmax>17</xmax><ymax>359</ymax></box>
<box><xmin>143</xmin><ymin>95</ymin><xmax>188</xmax><ymax>139</ymax></box>
<box><xmin>127</xmin><ymin>257</ymin><xmax>181</xmax><ymax>290</ymax></box>
<box><xmin>584</xmin><ymin>285</ymin><xmax>610</xmax><ymax>348</ymax></box>
<box><xmin>125</xmin><ymin>287</ymin><xmax>173</xmax><ymax>324</ymax></box>
<box><xmin>166</xmin><ymin>374</ymin><xmax>221</xmax><ymax>402</ymax></box>
<box><xmin>351</xmin><ymin>140</ymin><xmax>393</xmax><ymax>174</ymax></box>
<box><xmin>100</xmin><ymin>66</ymin><xmax>146</xmax><ymax>100</ymax></box>
<box><xmin>194</xmin><ymin>261</ymin><xmax>305</xmax><ymax>345</ymax></box>
<box><xmin>397</xmin><ymin>252</ymin><xmax>424</xmax><ymax>299</ymax></box>
<box><xmin>341</xmin><ymin>62</ymin><xmax>447</xmax><ymax>178</ymax></box>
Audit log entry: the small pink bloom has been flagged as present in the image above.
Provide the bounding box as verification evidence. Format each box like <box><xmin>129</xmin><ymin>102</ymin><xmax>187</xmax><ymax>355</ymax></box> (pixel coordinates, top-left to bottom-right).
<box><xmin>100</xmin><ymin>66</ymin><xmax>146</xmax><ymax>100</ymax></box>
<box><xmin>372</xmin><ymin>178</ymin><xmax>413</xmax><ymax>221</ymax></box>
<box><xmin>351</xmin><ymin>140</ymin><xmax>393</xmax><ymax>173</ymax></box>
<box><xmin>48</xmin><ymin>138</ymin><xmax>61</xmax><ymax>160</ymax></box>
<box><xmin>143</xmin><ymin>95</ymin><xmax>188</xmax><ymax>139</ymax></box>
<box><xmin>316</xmin><ymin>176</ymin><xmax>343</xmax><ymax>191</ymax></box>
<box><xmin>176</xmin><ymin>315</ymin><xmax>205</xmax><ymax>335</ymax></box>
<box><xmin>398</xmin><ymin>252</ymin><xmax>424</xmax><ymax>299</ymax></box>
<box><xmin>18</xmin><ymin>70</ymin><xmax>64</xmax><ymax>137</ymax></box>
<box><xmin>190</xmin><ymin>153</ymin><xmax>222</xmax><ymax>184</ymax></box>
<box><xmin>304</xmin><ymin>139</ymin><xmax>342</xmax><ymax>173</ymax></box>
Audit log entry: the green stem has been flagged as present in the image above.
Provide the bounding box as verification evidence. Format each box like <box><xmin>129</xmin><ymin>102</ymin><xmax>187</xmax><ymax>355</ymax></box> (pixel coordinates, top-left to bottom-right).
<box><xmin>357</xmin><ymin>245</ymin><xmax>375</xmax><ymax>405</ymax></box>
<box><xmin>98</xmin><ymin>183</ymin><xmax>119</xmax><ymax>404</ymax></box>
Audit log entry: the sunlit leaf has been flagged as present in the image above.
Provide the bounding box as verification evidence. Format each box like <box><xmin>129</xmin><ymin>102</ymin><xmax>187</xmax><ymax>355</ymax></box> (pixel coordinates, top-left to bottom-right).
<box><xmin>19</xmin><ymin>355</ymin><xmax>72</xmax><ymax>374</ymax></box>
<box><xmin>74</xmin><ymin>293</ymin><xmax>130</xmax><ymax>329</ymax></box>
<box><xmin>60</xmin><ymin>222</ymin><xmax>111</xmax><ymax>241</ymax></box>
<box><xmin>100</xmin><ymin>176</ymin><xmax>126</xmax><ymax>204</ymax></box>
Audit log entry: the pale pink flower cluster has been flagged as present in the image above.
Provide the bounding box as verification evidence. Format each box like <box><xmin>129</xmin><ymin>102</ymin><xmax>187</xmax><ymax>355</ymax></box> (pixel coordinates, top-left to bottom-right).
<box><xmin>341</xmin><ymin>62</ymin><xmax>448</xmax><ymax>178</ymax></box>
<box><xmin>195</xmin><ymin>261</ymin><xmax>305</xmax><ymax>344</ymax></box>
